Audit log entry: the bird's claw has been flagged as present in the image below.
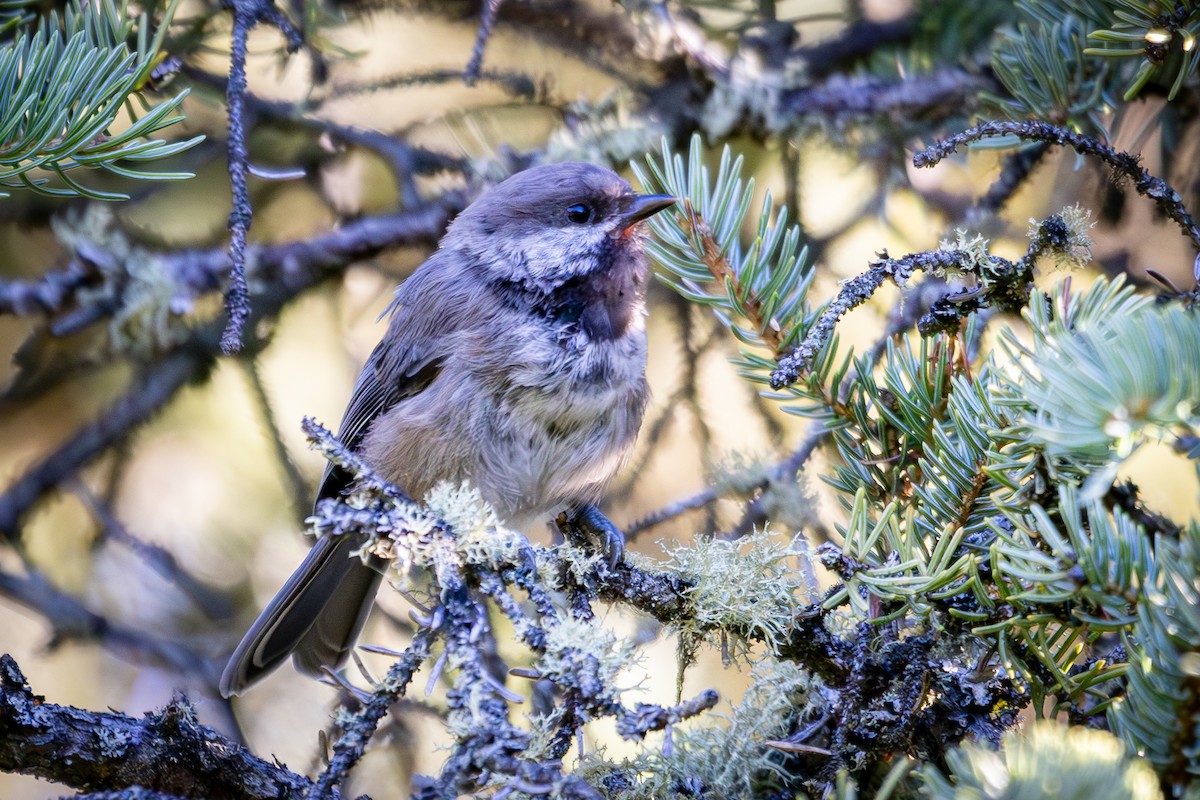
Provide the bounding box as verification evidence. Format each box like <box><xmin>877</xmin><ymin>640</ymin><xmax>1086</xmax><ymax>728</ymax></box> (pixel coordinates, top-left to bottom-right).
<box><xmin>571</xmin><ymin>504</ymin><xmax>625</xmax><ymax>569</ymax></box>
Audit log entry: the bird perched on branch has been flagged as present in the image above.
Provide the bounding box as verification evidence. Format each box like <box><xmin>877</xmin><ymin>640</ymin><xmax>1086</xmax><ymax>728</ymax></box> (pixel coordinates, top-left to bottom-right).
<box><xmin>221</xmin><ymin>162</ymin><xmax>674</xmax><ymax>696</ymax></box>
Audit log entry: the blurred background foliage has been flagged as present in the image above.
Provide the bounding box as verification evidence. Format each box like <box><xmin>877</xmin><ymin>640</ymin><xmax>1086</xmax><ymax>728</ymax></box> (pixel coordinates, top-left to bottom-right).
<box><xmin>0</xmin><ymin>0</ymin><xmax>1199</xmax><ymax>798</ymax></box>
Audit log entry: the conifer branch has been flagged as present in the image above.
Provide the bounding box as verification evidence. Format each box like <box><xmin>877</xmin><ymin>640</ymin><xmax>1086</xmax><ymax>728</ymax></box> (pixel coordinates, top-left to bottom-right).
<box><xmin>0</xmin><ymin>0</ymin><xmax>201</xmax><ymax>198</ymax></box>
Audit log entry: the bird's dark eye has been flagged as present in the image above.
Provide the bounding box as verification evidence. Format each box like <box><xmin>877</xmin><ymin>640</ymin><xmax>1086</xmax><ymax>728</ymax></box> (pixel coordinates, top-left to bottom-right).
<box><xmin>565</xmin><ymin>203</ymin><xmax>593</xmax><ymax>224</ymax></box>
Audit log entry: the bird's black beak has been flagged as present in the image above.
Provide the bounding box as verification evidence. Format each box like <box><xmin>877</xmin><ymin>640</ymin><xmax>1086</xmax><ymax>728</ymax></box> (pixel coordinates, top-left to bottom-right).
<box><xmin>620</xmin><ymin>193</ymin><xmax>676</xmax><ymax>229</ymax></box>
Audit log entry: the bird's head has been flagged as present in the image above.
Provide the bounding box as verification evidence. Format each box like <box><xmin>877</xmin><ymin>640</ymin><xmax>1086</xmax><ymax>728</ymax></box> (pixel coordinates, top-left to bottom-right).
<box><xmin>445</xmin><ymin>162</ymin><xmax>675</xmax><ymax>292</ymax></box>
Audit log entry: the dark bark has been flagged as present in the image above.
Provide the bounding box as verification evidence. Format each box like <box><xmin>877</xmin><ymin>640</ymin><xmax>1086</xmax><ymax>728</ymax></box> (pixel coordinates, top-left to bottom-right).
<box><xmin>0</xmin><ymin>655</ymin><xmax>333</xmax><ymax>800</ymax></box>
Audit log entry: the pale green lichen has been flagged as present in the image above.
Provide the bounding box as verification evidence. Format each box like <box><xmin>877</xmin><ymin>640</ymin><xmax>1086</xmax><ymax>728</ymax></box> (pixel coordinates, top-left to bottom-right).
<box><xmin>575</xmin><ymin>658</ymin><xmax>819</xmax><ymax>799</ymax></box>
<box><xmin>709</xmin><ymin>450</ymin><xmax>777</xmax><ymax>497</ymax></box>
<box><xmin>702</xmin><ymin>37</ymin><xmax>809</xmax><ymax>138</ymax></box>
<box><xmin>536</xmin><ymin>616</ymin><xmax>640</xmax><ymax>695</ymax></box>
<box><xmin>709</xmin><ymin>450</ymin><xmax>822</xmax><ymax>536</ymax></box>
<box><xmin>1029</xmin><ymin>204</ymin><xmax>1094</xmax><ymax>271</ymax></box>
<box><xmin>52</xmin><ymin>204</ymin><xmax>196</xmax><ymax>357</ymax></box>
<box><xmin>423</xmin><ymin>481</ymin><xmax>527</xmax><ymax>571</ymax></box>
<box><xmin>356</xmin><ymin>481</ymin><xmax>536</xmax><ymax>596</ymax></box>
<box><xmin>935</xmin><ymin>228</ymin><xmax>994</xmax><ymax>279</ymax></box>
<box><xmin>544</xmin><ymin>91</ymin><xmax>670</xmax><ymax>169</ymax></box>
<box><xmin>519</xmin><ymin>704</ymin><xmax>570</xmax><ymax>764</ymax></box>
<box><xmin>641</xmin><ymin>529</ymin><xmax>812</xmax><ymax>663</ymax></box>
<box><xmin>354</xmin><ymin>500</ymin><xmax>438</xmax><ymax>572</ymax></box>
<box><xmin>443</xmin><ymin>649</ymin><xmax>504</xmax><ymax>739</ymax></box>
<box><xmin>561</xmin><ymin>541</ymin><xmax>607</xmax><ymax>583</ymax></box>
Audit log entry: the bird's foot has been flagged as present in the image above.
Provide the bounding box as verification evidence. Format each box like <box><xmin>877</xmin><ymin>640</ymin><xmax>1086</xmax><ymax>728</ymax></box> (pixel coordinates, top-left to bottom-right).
<box><xmin>558</xmin><ymin>504</ymin><xmax>625</xmax><ymax>569</ymax></box>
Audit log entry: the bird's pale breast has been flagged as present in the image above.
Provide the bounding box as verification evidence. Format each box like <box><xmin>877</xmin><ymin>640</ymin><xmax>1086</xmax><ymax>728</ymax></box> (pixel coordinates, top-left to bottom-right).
<box><xmin>360</xmin><ymin>311</ymin><xmax>648</xmax><ymax>529</ymax></box>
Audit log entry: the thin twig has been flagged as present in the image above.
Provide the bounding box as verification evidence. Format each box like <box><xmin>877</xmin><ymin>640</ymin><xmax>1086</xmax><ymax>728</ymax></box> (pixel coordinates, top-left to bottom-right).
<box><xmin>219</xmin><ymin>0</ymin><xmax>303</xmax><ymax>353</ymax></box>
<box><xmin>0</xmin><ymin>352</ymin><xmax>207</xmax><ymax>541</ymax></box>
<box><xmin>626</xmin><ymin>484</ymin><xmax>722</xmax><ymax>539</ymax></box>
<box><xmin>464</xmin><ymin>0</ymin><xmax>505</xmax><ymax>84</ymax></box>
<box><xmin>967</xmin><ymin>142</ymin><xmax>1051</xmax><ymax>220</ymax></box>
<box><xmin>0</xmin><ymin>570</ymin><xmax>218</xmax><ymax>680</ymax></box>
<box><xmin>634</xmin><ymin>267</ymin><xmax>951</xmax><ymax>540</ymax></box>
<box><xmin>220</xmin><ymin>2</ymin><xmax>254</xmax><ymax>353</ymax></box>
<box><xmin>0</xmin><ymin>202</ymin><xmax>459</xmax><ymax>541</ymax></box>
<box><xmin>309</xmin><ymin>628</ymin><xmax>435</xmax><ymax>799</ymax></box>
<box><xmin>915</xmin><ymin>120</ymin><xmax>1200</xmax><ymax>252</ymax></box>
<box><xmin>610</xmin><ymin>302</ymin><xmax>724</xmax><ymax>508</ymax></box>
<box><xmin>771</xmin><ymin>249</ymin><xmax>965</xmax><ymax>387</ymax></box>
<box><xmin>73</xmin><ymin>482</ymin><xmax>236</xmax><ymax>621</ymax></box>
<box><xmin>243</xmin><ymin>359</ymin><xmax>312</xmax><ymax>521</ymax></box>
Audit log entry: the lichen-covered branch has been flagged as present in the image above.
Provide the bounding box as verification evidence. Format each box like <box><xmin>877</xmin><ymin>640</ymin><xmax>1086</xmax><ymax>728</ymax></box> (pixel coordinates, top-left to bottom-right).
<box><xmin>311</xmin><ymin>628</ymin><xmax>434</xmax><ymax>798</ymax></box>
<box><xmin>770</xmin><ymin>206</ymin><xmax>1093</xmax><ymax>388</ymax></box>
<box><xmin>0</xmin><ymin>655</ymin><xmax>326</xmax><ymax>800</ymax></box>
<box><xmin>300</xmin><ymin>419</ymin><xmax>724</xmax><ymax>797</ymax></box>
<box><xmin>0</xmin><ymin>200</ymin><xmax>459</xmax><ymax>540</ymax></box>
<box><xmin>770</xmin><ymin>248</ymin><xmax>965</xmax><ymax>388</ymax></box>
<box><xmin>915</xmin><ymin>120</ymin><xmax>1200</xmax><ymax>254</ymax></box>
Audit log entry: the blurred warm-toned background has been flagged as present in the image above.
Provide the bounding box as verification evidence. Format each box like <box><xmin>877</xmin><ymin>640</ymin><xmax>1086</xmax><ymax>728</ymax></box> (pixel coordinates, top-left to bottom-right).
<box><xmin>3</xmin><ymin>0</ymin><xmax>1200</xmax><ymax>797</ymax></box>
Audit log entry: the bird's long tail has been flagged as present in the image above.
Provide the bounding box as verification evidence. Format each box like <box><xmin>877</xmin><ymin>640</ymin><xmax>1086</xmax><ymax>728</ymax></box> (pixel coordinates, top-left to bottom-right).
<box><xmin>220</xmin><ymin>535</ymin><xmax>382</xmax><ymax>697</ymax></box>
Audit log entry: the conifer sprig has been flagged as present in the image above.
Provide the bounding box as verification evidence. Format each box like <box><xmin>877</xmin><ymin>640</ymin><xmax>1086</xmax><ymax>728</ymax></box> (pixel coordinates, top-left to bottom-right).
<box><xmin>634</xmin><ymin>135</ymin><xmax>816</xmax><ymax>360</ymax></box>
<box><xmin>0</xmin><ymin>0</ymin><xmax>201</xmax><ymax>199</ymax></box>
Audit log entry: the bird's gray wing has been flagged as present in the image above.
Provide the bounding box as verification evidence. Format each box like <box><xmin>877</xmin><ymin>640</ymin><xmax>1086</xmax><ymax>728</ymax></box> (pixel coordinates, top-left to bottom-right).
<box><xmin>221</xmin><ymin>260</ymin><xmax>459</xmax><ymax>696</ymax></box>
<box><xmin>316</xmin><ymin>269</ymin><xmax>451</xmax><ymax>503</ymax></box>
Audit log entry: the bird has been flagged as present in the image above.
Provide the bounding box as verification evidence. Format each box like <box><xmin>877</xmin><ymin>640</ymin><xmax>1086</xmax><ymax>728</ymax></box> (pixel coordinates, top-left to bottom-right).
<box><xmin>220</xmin><ymin>161</ymin><xmax>675</xmax><ymax>696</ymax></box>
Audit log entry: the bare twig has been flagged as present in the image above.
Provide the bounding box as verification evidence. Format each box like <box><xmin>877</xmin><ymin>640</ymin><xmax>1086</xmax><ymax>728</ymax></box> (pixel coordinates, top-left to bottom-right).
<box><xmin>464</xmin><ymin>0</ymin><xmax>504</xmax><ymax>84</ymax></box>
<box><xmin>0</xmin><ymin>570</ymin><xmax>217</xmax><ymax>677</ymax></box>
<box><xmin>633</xmin><ymin>268</ymin><xmax>954</xmax><ymax>540</ymax></box>
<box><xmin>242</xmin><ymin>359</ymin><xmax>312</xmax><ymax>521</ymax></box>
<box><xmin>0</xmin><ymin>352</ymin><xmax>207</xmax><ymax>542</ymax></box>
<box><xmin>626</xmin><ymin>484</ymin><xmax>721</xmax><ymax>539</ymax></box>
<box><xmin>219</xmin><ymin>0</ymin><xmax>303</xmax><ymax>353</ymax></box>
<box><xmin>967</xmin><ymin>142</ymin><xmax>1052</xmax><ymax>220</ymax></box>
<box><xmin>73</xmin><ymin>483</ymin><xmax>236</xmax><ymax>621</ymax></box>
<box><xmin>310</xmin><ymin>628</ymin><xmax>434</xmax><ymax>799</ymax></box>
